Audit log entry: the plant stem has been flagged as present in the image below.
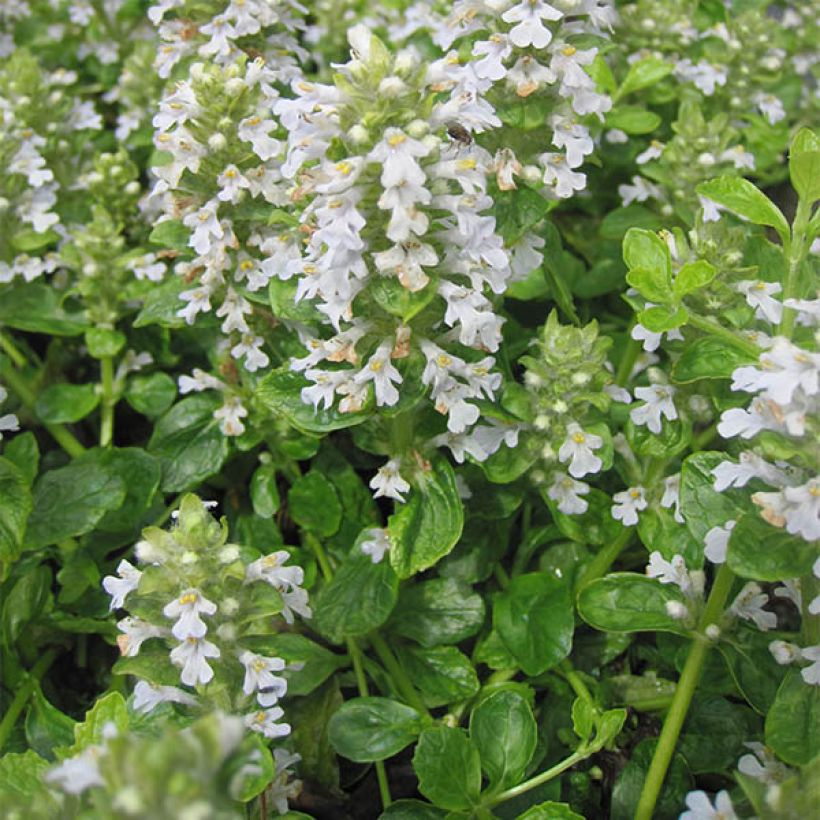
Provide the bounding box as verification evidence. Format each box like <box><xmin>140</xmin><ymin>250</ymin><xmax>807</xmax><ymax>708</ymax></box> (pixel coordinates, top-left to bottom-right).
<box><xmin>0</xmin><ymin>331</ymin><xmax>26</xmax><ymax>368</ymax></box>
<box><xmin>100</xmin><ymin>356</ymin><xmax>115</xmax><ymax>447</ymax></box>
<box><xmin>779</xmin><ymin>195</ymin><xmax>811</xmax><ymax>338</ymax></box>
<box><xmin>560</xmin><ymin>661</ymin><xmax>594</xmax><ymax>706</ymax></box>
<box><xmin>0</xmin><ymin>649</ymin><xmax>58</xmax><ymax>752</ymax></box>
<box><xmin>0</xmin><ymin>358</ymin><xmax>86</xmax><ymax>458</ymax></box>
<box><xmin>482</xmin><ymin>750</ymin><xmax>587</xmax><ymax>808</ymax></box>
<box><xmin>576</xmin><ymin>528</ymin><xmax>633</xmax><ymax>591</ymax></box>
<box><xmin>368</xmin><ymin>631</ymin><xmax>430</xmax><ymax>717</ymax></box>
<box><xmin>304</xmin><ymin>533</ymin><xmax>334</xmax><ymax>581</ymax></box>
<box><xmin>615</xmin><ymin>330</ymin><xmax>641</xmax><ymax>386</ymax></box>
<box><xmin>634</xmin><ymin>563</ymin><xmax>735</xmax><ymax>820</ymax></box>
<box><xmin>348</xmin><ymin>638</ymin><xmax>392</xmax><ymax>810</ymax></box>
<box><xmin>686</xmin><ymin>314</ymin><xmax>760</xmax><ymax>358</ymax></box>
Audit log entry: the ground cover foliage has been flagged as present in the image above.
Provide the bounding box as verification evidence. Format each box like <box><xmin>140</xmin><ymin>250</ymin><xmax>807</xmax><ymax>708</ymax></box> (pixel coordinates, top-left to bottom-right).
<box><xmin>0</xmin><ymin>1</ymin><xmax>818</xmax><ymax>818</ymax></box>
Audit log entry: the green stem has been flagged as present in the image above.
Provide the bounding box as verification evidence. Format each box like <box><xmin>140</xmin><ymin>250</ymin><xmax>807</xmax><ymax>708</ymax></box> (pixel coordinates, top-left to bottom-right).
<box><xmin>494</xmin><ymin>563</ymin><xmax>510</xmax><ymax>589</ymax></box>
<box><xmin>615</xmin><ymin>330</ymin><xmax>641</xmax><ymax>387</ymax></box>
<box><xmin>0</xmin><ymin>649</ymin><xmax>58</xmax><ymax>752</ymax></box>
<box><xmin>576</xmin><ymin>528</ymin><xmax>633</xmax><ymax>591</ymax></box>
<box><xmin>304</xmin><ymin>533</ymin><xmax>334</xmax><ymax>581</ymax></box>
<box><xmin>634</xmin><ymin>564</ymin><xmax>735</xmax><ymax>820</ymax></box>
<box><xmin>686</xmin><ymin>314</ymin><xmax>760</xmax><ymax>358</ymax></box>
<box><xmin>693</xmin><ymin>422</ymin><xmax>719</xmax><ymax>451</ymax></box>
<box><xmin>0</xmin><ymin>332</ymin><xmax>26</xmax><ymax>368</ymax></box>
<box><xmin>368</xmin><ymin>632</ymin><xmax>430</xmax><ymax>717</ymax></box>
<box><xmin>560</xmin><ymin>661</ymin><xmax>594</xmax><ymax>706</ymax></box>
<box><xmin>100</xmin><ymin>356</ymin><xmax>115</xmax><ymax>447</ymax></box>
<box><xmin>348</xmin><ymin>638</ymin><xmax>392</xmax><ymax>810</ymax></box>
<box><xmin>779</xmin><ymin>196</ymin><xmax>812</xmax><ymax>337</ymax></box>
<box><xmin>0</xmin><ymin>359</ymin><xmax>86</xmax><ymax>458</ymax></box>
<box><xmin>482</xmin><ymin>750</ymin><xmax>587</xmax><ymax>808</ymax></box>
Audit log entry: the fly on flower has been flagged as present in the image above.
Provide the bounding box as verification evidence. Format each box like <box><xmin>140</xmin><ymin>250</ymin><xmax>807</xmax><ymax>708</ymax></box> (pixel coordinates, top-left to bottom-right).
<box><xmin>446</xmin><ymin>121</ymin><xmax>473</xmax><ymax>148</ymax></box>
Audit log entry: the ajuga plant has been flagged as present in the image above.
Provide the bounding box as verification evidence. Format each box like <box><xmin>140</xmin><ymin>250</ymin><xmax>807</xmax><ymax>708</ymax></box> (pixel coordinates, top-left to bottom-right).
<box><xmin>0</xmin><ymin>3</ymin><xmax>818</xmax><ymax>820</ymax></box>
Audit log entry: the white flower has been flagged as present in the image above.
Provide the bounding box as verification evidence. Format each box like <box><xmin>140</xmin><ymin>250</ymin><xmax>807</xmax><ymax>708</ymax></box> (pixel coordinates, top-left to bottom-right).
<box><xmin>217</xmin><ymin>165</ymin><xmax>251</xmax><ymax>203</ymax></box>
<box><xmin>612</xmin><ymin>487</ymin><xmax>648</xmax><ymax>526</ymax></box>
<box><xmin>238</xmin><ymin>115</ymin><xmax>281</xmax><ymax>160</ymax></box>
<box><xmin>704</xmin><ymin>520</ymin><xmax>736</xmax><ymax>564</ymax></box>
<box><xmin>169</xmin><ymin>637</ymin><xmax>221</xmax><ymax>686</ymax></box>
<box><xmin>240</xmin><ymin>651</ymin><xmax>288</xmax><ymax>706</ymax></box>
<box><xmin>800</xmin><ymin>645</ymin><xmax>820</xmax><ymax>685</ymax></box>
<box><xmin>680</xmin><ymin>789</ymin><xmax>738</xmax><ymax>820</ymax></box>
<box><xmin>729</xmin><ymin>582</ymin><xmax>777</xmax><ymax>631</ymax></box>
<box><xmin>102</xmin><ymin>559</ymin><xmax>142</xmax><ymax>610</ymax></box>
<box><xmin>360</xmin><ymin>528</ymin><xmax>392</xmax><ymax>563</ymax></box>
<box><xmin>646</xmin><ymin>552</ymin><xmax>692</xmax><ymax>592</ymax></box>
<box><xmin>46</xmin><ymin>747</ymin><xmax>105</xmax><ymax>795</ymax></box>
<box><xmin>353</xmin><ymin>342</ymin><xmax>403</xmax><ymax>406</ymax></box>
<box><xmin>116</xmin><ymin>617</ymin><xmax>167</xmax><ymax>657</ymax></box>
<box><xmin>618</xmin><ymin>175</ymin><xmax>664</xmax><ymax>206</ymax></box>
<box><xmin>712</xmin><ymin>452</ymin><xmax>791</xmax><ymax>492</ymax></box>
<box><xmin>737</xmin><ymin>742</ymin><xmax>791</xmax><ymax>785</ymax></box>
<box><xmin>132</xmin><ymin>680</ymin><xmax>198</xmax><ymax>713</ymax></box>
<box><xmin>547</xmin><ymin>472</ymin><xmax>590</xmax><ymax>515</ymax></box>
<box><xmin>178</xmin><ymin>287</ymin><xmax>212</xmax><ymax>324</ymax></box>
<box><xmin>245</xmin><ymin>551</ymin><xmax>305</xmax><ymax>590</ymax></box>
<box><xmin>558</xmin><ymin>423</ymin><xmax>603</xmax><ymax>478</ymax></box>
<box><xmin>280</xmin><ymin>586</ymin><xmax>312</xmax><ymax>624</ymax></box>
<box><xmin>214</xmin><ymin>396</ymin><xmax>248</xmax><ymax>437</ymax></box>
<box><xmin>736</xmin><ymin>280</ymin><xmax>783</xmax><ymax>324</ymax></box>
<box><xmin>473</xmin><ymin>35</ymin><xmax>512</xmax><ymax>81</ymax></box>
<box><xmin>752</xmin><ymin>478</ymin><xmax>820</xmax><ymax>542</ymax></box>
<box><xmin>502</xmin><ymin>0</ymin><xmax>563</xmax><ymax>49</ymax></box>
<box><xmin>244</xmin><ymin>706</ymin><xmax>291</xmax><ymax>739</ymax></box>
<box><xmin>541</xmin><ymin>152</ymin><xmax>586</xmax><ymax>198</ymax></box>
<box><xmin>231</xmin><ymin>333</ymin><xmax>270</xmax><ymax>372</ymax></box>
<box><xmin>720</xmin><ymin>145</ymin><xmax>755</xmax><ymax>170</ymax></box>
<box><xmin>163</xmin><ymin>589</ymin><xmax>217</xmax><ymax>640</ymax></box>
<box><xmin>370</xmin><ymin>458</ymin><xmax>411</xmax><ymax>502</ymax></box>
<box><xmin>674</xmin><ymin>58</ymin><xmax>728</xmax><ymax>95</ymax></box>
<box><xmin>660</xmin><ymin>474</ymin><xmax>684</xmax><ymax>523</ymax></box>
<box><xmin>183</xmin><ymin>202</ymin><xmax>224</xmax><ymax>255</ymax></box>
<box><xmin>630</xmin><ymin>384</ymin><xmax>678</xmax><ymax>434</ymax></box>
<box><xmin>730</xmin><ymin>338</ymin><xmax>819</xmax><ymax>405</ymax></box>
<box><xmin>753</xmin><ymin>92</ymin><xmax>786</xmax><ymax>124</ymax></box>
<box><xmin>768</xmin><ymin>639</ymin><xmax>800</xmax><ymax>665</ymax></box>
<box><xmin>636</xmin><ymin>140</ymin><xmax>664</xmax><ymax>165</ymax></box>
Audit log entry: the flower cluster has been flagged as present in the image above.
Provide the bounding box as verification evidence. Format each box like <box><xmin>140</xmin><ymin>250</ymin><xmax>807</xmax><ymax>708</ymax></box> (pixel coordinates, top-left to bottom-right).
<box><xmin>102</xmin><ymin>494</ymin><xmax>310</xmax><ymax>738</ymax></box>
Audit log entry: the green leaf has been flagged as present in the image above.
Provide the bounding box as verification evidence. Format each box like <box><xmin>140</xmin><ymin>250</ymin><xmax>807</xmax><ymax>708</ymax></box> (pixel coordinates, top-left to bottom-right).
<box><xmin>328</xmin><ymin>697</ymin><xmax>423</xmax><ymax>762</ymax></box>
<box><xmin>577</xmin><ymin>574</ymin><xmax>689</xmax><ymax>635</ymax></box>
<box><xmin>671</xmin><ymin>337</ymin><xmax>755</xmax><ymax>382</ymax></box>
<box><xmin>69</xmin><ymin>692</ymin><xmax>129</xmax><ymax>755</ymax></box>
<box><xmin>495</xmin><ymin>187</ymin><xmax>551</xmax><ymax>245</ymax></box>
<box><xmin>0</xmin><ymin>750</ymin><xmax>54</xmax><ymax>807</ymax></box>
<box><xmin>25</xmin><ymin>460</ymin><xmax>126</xmax><ymax>549</ymax></box>
<box><xmin>727</xmin><ymin>514</ymin><xmax>817</xmax><ymax>581</ymax></box>
<box><xmin>605</xmin><ymin>107</ymin><xmax>662</xmax><ymax>135</ymax></box>
<box><xmin>696</xmin><ymin>177</ymin><xmax>789</xmax><ymax>243</ymax></box>
<box><xmin>388</xmin><ymin>577</ymin><xmax>485</xmax><ymax>646</ymax></box>
<box><xmin>679</xmin><ymin>696</ymin><xmax>758</xmax><ymax>774</ymax></box>
<box><xmin>626</xmin><ymin>265</ymin><xmax>672</xmax><ymax>304</ymax></box>
<box><xmin>287</xmin><ymin>679</ymin><xmax>342</xmax><ymax>791</ymax></box>
<box><xmin>11</xmin><ymin>228</ymin><xmax>59</xmax><ymax>253</ymax></box>
<box><xmin>789</xmin><ymin>127</ymin><xmax>820</xmax><ymax>202</ymax></box>
<box><xmin>765</xmin><ymin>670</ymin><xmax>819</xmax><ymax>766</ymax></box>
<box><xmin>396</xmin><ymin>645</ymin><xmax>479</xmax><ymax>708</ymax></box>
<box><xmin>2</xmin><ymin>432</ymin><xmax>39</xmax><ymax>484</ymax></box>
<box><xmin>250</xmin><ymin>462</ymin><xmax>280</xmax><ymax>518</ymax></box>
<box><xmin>617</xmin><ymin>57</ymin><xmax>673</xmax><ymax>97</ymax></box>
<box><xmin>229</xmin><ymin>734</ymin><xmax>274</xmax><ymax>801</ymax></box>
<box><xmin>34</xmin><ymin>383</ymin><xmax>100</xmax><ymax>424</ymax></box>
<box><xmin>257</xmin><ymin>367</ymin><xmax>372</xmax><ymax>433</ymax></box>
<box><xmin>637</xmin><ymin>305</ymin><xmax>689</xmax><ymax>332</ymax></box>
<box><xmin>2</xmin><ymin>564</ymin><xmax>51</xmax><ymax>646</ymax></box>
<box><xmin>622</xmin><ymin>228</ymin><xmax>671</xmax><ymax>275</ymax></box>
<box><xmin>133</xmin><ymin>276</ymin><xmax>187</xmax><ymax>328</ymax></box>
<box><xmin>571</xmin><ymin>697</ymin><xmax>595</xmax><ymax>744</ymax></box>
<box><xmin>718</xmin><ymin>626</ymin><xmax>786</xmax><ymax>714</ymax></box>
<box><xmin>371</xmin><ymin>277</ymin><xmax>437</xmax><ymax>322</ymax></box>
<box><xmin>0</xmin><ymin>282</ymin><xmax>88</xmax><ymax>335</ymax></box>
<box><xmin>0</xmin><ymin>456</ymin><xmax>31</xmax><ymax>580</ymax></box>
<box><xmin>388</xmin><ymin>457</ymin><xmax>464</xmax><ymax>579</ymax></box>
<box><xmin>380</xmin><ymin>800</ymin><xmax>449</xmax><ymax>819</ymax></box>
<box><xmin>516</xmin><ymin>802</ymin><xmax>585</xmax><ymax>819</ymax></box>
<box><xmin>493</xmin><ymin>572</ymin><xmax>574</xmax><ymax>675</ymax></box>
<box><xmin>412</xmin><ymin>726</ymin><xmax>482</xmax><ymax>811</ymax></box>
<box><xmin>313</xmin><ymin>541</ymin><xmax>398</xmax><ymax>644</ymax></box>
<box><xmin>269</xmin><ymin>277</ymin><xmax>319</xmax><ymax>323</ymax></box>
<box><xmin>124</xmin><ymin>372</ymin><xmax>177</xmax><ymax>418</ymax></box>
<box><xmin>600</xmin><ymin>205</ymin><xmax>664</xmax><ymax>241</ymax></box>
<box><xmin>469</xmin><ymin>689</ymin><xmax>537</xmax><ymax>789</ymax></box>
<box><xmin>148</xmin><ymin>219</ymin><xmax>190</xmax><ymax>251</ymax></box>
<box><xmin>147</xmin><ymin>394</ymin><xmax>230</xmax><ymax>492</ymax></box>
<box><xmin>84</xmin><ymin>327</ymin><xmax>126</xmax><ymax>359</ymax></box>
<box><xmin>287</xmin><ymin>471</ymin><xmax>342</xmax><ymax>537</ymax></box>
<box><xmin>673</xmin><ymin>260</ymin><xmax>716</xmax><ymax>297</ymax></box>
<box><xmin>25</xmin><ymin>688</ymin><xmax>76</xmax><ymax>760</ymax></box>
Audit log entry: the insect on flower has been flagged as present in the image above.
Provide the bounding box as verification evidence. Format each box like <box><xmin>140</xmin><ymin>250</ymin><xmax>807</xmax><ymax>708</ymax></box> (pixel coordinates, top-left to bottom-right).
<box><xmin>446</xmin><ymin>122</ymin><xmax>473</xmax><ymax>147</ymax></box>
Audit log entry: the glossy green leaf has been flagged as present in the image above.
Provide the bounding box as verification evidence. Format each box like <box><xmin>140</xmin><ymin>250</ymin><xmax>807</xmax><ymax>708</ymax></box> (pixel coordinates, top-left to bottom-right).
<box><xmin>727</xmin><ymin>513</ymin><xmax>817</xmax><ymax>581</ymax></box>
<box><xmin>623</xmin><ymin>228</ymin><xmax>671</xmax><ymax>276</ymax></box>
<box><xmin>626</xmin><ymin>265</ymin><xmax>671</xmax><ymax>304</ymax></box>
<box><xmin>789</xmin><ymin>127</ymin><xmax>820</xmax><ymax>202</ymax></box>
<box><xmin>673</xmin><ymin>260</ymin><xmax>716</xmax><ymax>297</ymax></box>
<box><xmin>617</xmin><ymin>57</ymin><xmax>673</xmax><ymax>97</ymax></box>
<box><xmin>125</xmin><ymin>372</ymin><xmax>177</xmax><ymax>418</ymax></box>
<box><xmin>84</xmin><ymin>327</ymin><xmax>126</xmax><ymax>359</ymax></box>
<box><xmin>413</xmin><ymin>726</ymin><xmax>482</xmax><ymax>811</ymax></box>
<box><xmin>605</xmin><ymin>107</ymin><xmax>661</xmax><ymax>135</ymax></box>
<box><xmin>671</xmin><ymin>337</ymin><xmax>755</xmax><ymax>382</ymax></box>
<box><xmin>637</xmin><ymin>305</ymin><xmax>689</xmax><ymax>333</ymax></box>
<box><xmin>34</xmin><ymin>383</ymin><xmax>99</xmax><ymax>424</ymax></box>
<box><xmin>25</xmin><ymin>688</ymin><xmax>76</xmax><ymax>760</ymax></box>
<box><xmin>69</xmin><ymin>692</ymin><xmax>129</xmax><ymax>755</ymax></box>
<box><xmin>765</xmin><ymin>670</ymin><xmax>820</xmax><ymax>765</ymax></box>
<box><xmin>516</xmin><ymin>802</ymin><xmax>585</xmax><ymax>819</ymax></box>
<box><xmin>0</xmin><ymin>456</ymin><xmax>31</xmax><ymax>580</ymax></box>
<box><xmin>133</xmin><ymin>276</ymin><xmax>187</xmax><ymax>328</ymax></box>
<box><xmin>0</xmin><ymin>283</ymin><xmax>88</xmax><ymax>336</ymax></box>
<box><xmin>2</xmin><ymin>564</ymin><xmax>51</xmax><ymax>646</ymax></box>
<box><xmin>697</xmin><ymin>177</ymin><xmax>789</xmax><ymax>243</ymax></box>
<box><xmin>396</xmin><ymin>645</ymin><xmax>479</xmax><ymax>708</ymax></box>
<box><xmin>328</xmin><ymin>697</ymin><xmax>423</xmax><ymax>762</ymax></box>
<box><xmin>287</xmin><ymin>471</ymin><xmax>341</xmax><ymax>536</ymax></box>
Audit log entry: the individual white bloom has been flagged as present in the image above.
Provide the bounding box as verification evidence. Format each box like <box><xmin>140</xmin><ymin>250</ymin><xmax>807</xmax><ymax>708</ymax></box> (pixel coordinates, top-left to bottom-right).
<box><xmin>552</xmin><ymin>118</ymin><xmax>593</xmax><ymax>168</ymax></box>
<box><xmin>704</xmin><ymin>520</ymin><xmax>736</xmax><ymax>564</ymax></box>
<box><xmin>541</xmin><ymin>153</ymin><xmax>586</xmax><ymax>198</ymax></box>
<box><xmin>268</xmin><ymin>749</ymin><xmax>302</xmax><ymax>814</ymax></box>
<box><xmin>753</xmin><ymin>92</ymin><xmax>786</xmax><ymax>124</ymax></box>
<box><xmin>729</xmin><ymin>582</ymin><xmax>777</xmax><ymax>631</ymax></box>
<box><xmin>370</xmin><ymin>458</ymin><xmax>411</xmax><ymax>502</ymax></box>
<box><xmin>720</xmin><ymin>145</ymin><xmax>755</xmax><ymax>171</ymax></box>
<box><xmin>507</xmin><ymin>54</ymin><xmax>556</xmax><ymax>96</ymax></box>
<box><xmin>178</xmin><ymin>286</ymin><xmax>212</xmax><ymax>324</ymax></box>
<box><xmin>353</xmin><ymin>342</ymin><xmax>403</xmax><ymax>407</ymax></box>
<box><xmin>612</xmin><ymin>487</ymin><xmax>647</xmax><ymax>526</ymax></box>
<box><xmin>645</xmin><ymin>551</ymin><xmax>695</xmax><ymax>593</ymax></box>
<box><xmin>245</xmin><ymin>551</ymin><xmax>305</xmax><ymax>591</ymax></box>
<box><xmin>773</xmin><ymin>579</ymin><xmax>802</xmax><ymax>611</ymax></box>
<box><xmin>116</xmin><ymin>617</ymin><xmax>167</xmax><ymax>657</ymax></box>
<box><xmin>183</xmin><ymin>202</ymin><xmax>224</xmax><ymax>255</ymax></box>
<box><xmin>659</xmin><ymin>473</ymin><xmax>684</xmax><ymax>523</ymax></box>
<box><xmin>547</xmin><ymin>473</ymin><xmax>590</xmax><ymax>515</ymax></box>
<box><xmin>217</xmin><ymin>165</ymin><xmax>251</xmax><ymax>203</ymax></box>
<box><xmin>0</xmin><ymin>408</ymin><xmax>20</xmax><ymax>440</ymax></box>
<box><xmin>245</xmin><ymin>706</ymin><xmax>291</xmax><ymax>739</ymax></box>
<box><xmin>665</xmin><ymin>600</ymin><xmax>690</xmax><ymax>620</ymax></box>
<box><xmin>169</xmin><ymin>636</ymin><xmax>221</xmax><ymax>686</ymax></box>
<box><xmin>674</xmin><ymin>58</ymin><xmax>728</xmax><ymax>95</ymax></box>
<box><xmin>636</xmin><ymin>140</ymin><xmax>664</xmax><ymax>165</ymax></box>
<box><xmin>373</xmin><ymin>240</ymin><xmax>438</xmax><ymax>292</ymax></box>
<box><xmin>752</xmin><ymin>479</ymin><xmax>820</xmax><ymax>542</ymax></box>
<box><xmin>473</xmin><ymin>35</ymin><xmax>512</xmax><ymax>81</ymax></box>
<box><xmin>231</xmin><ymin>333</ymin><xmax>270</xmax><ymax>372</ymax></box>
<box><xmin>280</xmin><ymin>585</ymin><xmax>312</xmax><ymax>624</ymax></box>
<box><xmin>132</xmin><ymin>680</ymin><xmax>198</xmax><ymax>713</ymax></box>
<box><xmin>800</xmin><ymin>645</ymin><xmax>820</xmax><ymax>685</ymax></box>
<box><xmin>216</xmin><ymin>289</ymin><xmax>252</xmax><ymax>334</ymax></box>
<box><xmin>605</xmin><ymin>129</ymin><xmax>628</xmax><ymax>144</ymax></box>
<box><xmin>630</xmin><ymin>384</ymin><xmax>678</xmax><ymax>434</ymax></box>
<box><xmin>360</xmin><ymin>528</ymin><xmax>392</xmax><ymax>563</ymax></box>
<box><xmin>558</xmin><ymin>423</ymin><xmax>604</xmax><ymax>478</ymax></box>
<box><xmin>240</xmin><ymin>651</ymin><xmax>288</xmax><ymax>706</ymax></box>
<box><xmin>712</xmin><ymin>452</ymin><xmax>792</xmax><ymax>492</ymax></box>
<box><xmin>731</xmin><ymin>338</ymin><xmax>819</xmax><ymax>405</ymax></box>
<box><xmin>509</xmin><ymin>231</ymin><xmax>545</xmax><ymax>281</ymax></box>
<box><xmin>238</xmin><ymin>115</ymin><xmax>281</xmax><ymax>161</ymax></box>
<box><xmin>215</xmin><ymin>396</ymin><xmax>248</xmax><ymax>437</ymax></box>
<box><xmin>102</xmin><ymin>559</ymin><xmax>142</xmax><ymax>610</ymax></box>
<box><xmin>737</xmin><ymin>742</ymin><xmax>791</xmax><ymax>785</ymax></box>
<box><xmin>494</xmin><ymin>147</ymin><xmax>522</xmax><ymax>190</ymax></box>
<box><xmin>132</xmin><ymin>253</ymin><xmax>166</xmax><ymax>282</ymax></box>
<box><xmin>179</xmin><ymin>368</ymin><xmax>224</xmax><ymax>394</ymax></box>
<box><xmin>769</xmin><ymin>639</ymin><xmax>801</xmax><ymax>666</ymax></box>
<box><xmin>736</xmin><ymin>280</ymin><xmax>783</xmax><ymax>324</ymax></box>
<box><xmin>369</xmin><ymin>128</ymin><xmax>430</xmax><ymax>189</ymax></box>
<box><xmin>46</xmin><ymin>747</ymin><xmax>105</xmax><ymax>795</ymax></box>
<box><xmin>680</xmin><ymin>789</ymin><xmax>738</xmax><ymax>820</ymax></box>
<box><xmin>163</xmin><ymin>589</ymin><xmax>217</xmax><ymax>640</ymax></box>
<box><xmin>502</xmin><ymin>0</ymin><xmax>563</xmax><ymax>49</ymax></box>
<box><xmin>783</xmin><ymin>296</ymin><xmax>820</xmax><ymax>327</ymax></box>
<box><xmin>618</xmin><ymin>175</ymin><xmax>664</xmax><ymax>206</ymax></box>
<box><xmin>67</xmin><ymin>100</ymin><xmax>103</xmax><ymax>131</ymax></box>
